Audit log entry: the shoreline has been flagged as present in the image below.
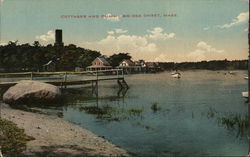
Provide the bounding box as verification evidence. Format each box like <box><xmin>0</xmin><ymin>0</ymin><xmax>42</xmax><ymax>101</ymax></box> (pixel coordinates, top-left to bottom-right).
<box><xmin>0</xmin><ymin>103</ymin><xmax>129</xmax><ymax>157</ymax></box>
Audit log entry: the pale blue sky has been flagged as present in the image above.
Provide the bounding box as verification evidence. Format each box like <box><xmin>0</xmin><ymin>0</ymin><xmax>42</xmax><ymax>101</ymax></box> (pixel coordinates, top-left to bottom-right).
<box><xmin>0</xmin><ymin>0</ymin><xmax>249</xmax><ymax>62</ymax></box>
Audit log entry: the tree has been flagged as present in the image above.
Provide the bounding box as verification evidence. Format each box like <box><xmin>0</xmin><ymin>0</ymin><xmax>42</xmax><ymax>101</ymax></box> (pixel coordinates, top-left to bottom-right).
<box><xmin>76</xmin><ymin>49</ymin><xmax>101</xmax><ymax>68</ymax></box>
<box><xmin>33</xmin><ymin>41</ymin><xmax>41</xmax><ymax>47</ymax></box>
<box><xmin>108</xmin><ymin>53</ymin><xmax>132</xmax><ymax>67</ymax></box>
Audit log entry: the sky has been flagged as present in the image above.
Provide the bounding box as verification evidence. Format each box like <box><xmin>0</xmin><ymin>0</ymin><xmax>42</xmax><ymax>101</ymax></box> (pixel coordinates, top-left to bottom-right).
<box><xmin>0</xmin><ymin>0</ymin><xmax>249</xmax><ymax>62</ymax></box>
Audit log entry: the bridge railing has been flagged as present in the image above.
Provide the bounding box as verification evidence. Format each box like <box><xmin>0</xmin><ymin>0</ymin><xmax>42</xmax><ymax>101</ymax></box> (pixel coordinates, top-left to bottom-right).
<box><xmin>0</xmin><ymin>69</ymin><xmax>124</xmax><ymax>82</ymax></box>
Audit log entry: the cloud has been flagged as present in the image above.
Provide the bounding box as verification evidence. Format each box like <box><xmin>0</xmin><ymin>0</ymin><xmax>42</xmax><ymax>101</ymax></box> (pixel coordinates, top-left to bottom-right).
<box><xmin>0</xmin><ymin>0</ymin><xmax>4</xmax><ymax>3</ymax></box>
<box><xmin>146</xmin><ymin>27</ymin><xmax>175</xmax><ymax>40</ymax></box>
<box><xmin>188</xmin><ymin>49</ymin><xmax>206</xmax><ymax>61</ymax></box>
<box><xmin>83</xmin><ymin>34</ymin><xmax>157</xmax><ymax>59</ymax></box>
<box><xmin>35</xmin><ymin>30</ymin><xmax>54</xmax><ymax>42</ymax></box>
<box><xmin>99</xmin><ymin>34</ymin><xmax>157</xmax><ymax>52</ymax></box>
<box><xmin>203</xmin><ymin>27</ymin><xmax>210</xmax><ymax>31</ymax></box>
<box><xmin>244</xmin><ymin>28</ymin><xmax>248</xmax><ymax>32</ymax></box>
<box><xmin>154</xmin><ymin>54</ymin><xmax>169</xmax><ymax>62</ymax></box>
<box><xmin>103</xmin><ymin>14</ymin><xmax>121</xmax><ymax>22</ymax></box>
<box><xmin>0</xmin><ymin>42</ymin><xmax>7</xmax><ymax>46</ymax></box>
<box><xmin>196</xmin><ymin>41</ymin><xmax>224</xmax><ymax>53</ymax></box>
<box><xmin>218</xmin><ymin>11</ymin><xmax>249</xmax><ymax>28</ymax></box>
<box><xmin>107</xmin><ymin>31</ymin><xmax>114</xmax><ymax>35</ymax></box>
<box><xmin>188</xmin><ymin>41</ymin><xmax>224</xmax><ymax>61</ymax></box>
<box><xmin>83</xmin><ymin>27</ymin><xmax>175</xmax><ymax>60</ymax></box>
<box><xmin>115</xmin><ymin>29</ymin><xmax>128</xmax><ymax>34</ymax></box>
<box><xmin>107</xmin><ymin>29</ymin><xmax>127</xmax><ymax>35</ymax></box>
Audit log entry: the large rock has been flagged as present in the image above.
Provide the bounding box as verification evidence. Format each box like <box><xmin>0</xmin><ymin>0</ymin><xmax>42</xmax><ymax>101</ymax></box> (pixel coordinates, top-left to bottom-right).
<box><xmin>3</xmin><ymin>80</ymin><xmax>61</xmax><ymax>104</ymax></box>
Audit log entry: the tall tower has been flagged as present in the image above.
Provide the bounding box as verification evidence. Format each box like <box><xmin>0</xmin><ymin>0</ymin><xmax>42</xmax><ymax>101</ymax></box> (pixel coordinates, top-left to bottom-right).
<box><xmin>54</xmin><ymin>29</ymin><xmax>64</xmax><ymax>47</ymax></box>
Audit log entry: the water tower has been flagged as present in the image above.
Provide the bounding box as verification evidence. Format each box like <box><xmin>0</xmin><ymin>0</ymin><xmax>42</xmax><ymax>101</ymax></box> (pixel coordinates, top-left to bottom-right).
<box><xmin>54</xmin><ymin>29</ymin><xmax>64</xmax><ymax>47</ymax></box>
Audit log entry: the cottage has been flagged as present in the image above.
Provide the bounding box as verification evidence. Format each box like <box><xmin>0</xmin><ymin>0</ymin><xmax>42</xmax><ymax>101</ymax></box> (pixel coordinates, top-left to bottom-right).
<box><xmin>86</xmin><ymin>57</ymin><xmax>112</xmax><ymax>71</ymax></box>
<box><xmin>118</xmin><ymin>59</ymin><xmax>142</xmax><ymax>74</ymax></box>
<box><xmin>119</xmin><ymin>59</ymin><xmax>135</xmax><ymax>67</ymax></box>
<box><xmin>145</xmin><ymin>62</ymin><xmax>161</xmax><ymax>73</ymax></box>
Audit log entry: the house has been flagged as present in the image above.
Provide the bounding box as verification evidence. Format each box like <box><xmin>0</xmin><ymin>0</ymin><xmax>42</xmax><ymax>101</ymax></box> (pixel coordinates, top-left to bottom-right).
<box><xmin>135</xmin><ymin>60</ymin><xmax>146</xmax><ymax>66</ymax></box>
<box><xmin>145</xmin><ymin>62</ymin><xmax>161</xmax><ymax>73</ymax></box>
<box><xmin>119</xmin><ymin>59</ymin><xmax>135</xmax><ymax>67</ymax></box>
<box><xmin>86</xmin><ymin>57</ymin><xmax>112</xmax><ymax>71</ymax></box>
<box><xmin>118</xmin><ymin>59</ymin><xmax>142</xmax><ymax>74</ymax></box>
<box><xmin>135</xmin><ymin>60</ymin><xmax>147</xmax><ymax>73</ymax></box>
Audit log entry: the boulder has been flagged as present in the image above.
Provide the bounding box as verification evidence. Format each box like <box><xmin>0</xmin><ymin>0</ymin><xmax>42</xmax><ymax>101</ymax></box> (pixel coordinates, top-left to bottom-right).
<box><xmin>3</xmin><ymin>80</ymin><xmax>61</xmax><ymax>104</ymax></box>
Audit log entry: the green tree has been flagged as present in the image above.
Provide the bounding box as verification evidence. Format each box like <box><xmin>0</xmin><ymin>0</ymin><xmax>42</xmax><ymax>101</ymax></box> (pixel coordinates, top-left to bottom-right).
<box><xmin>108</xmin><ymin>53</ymin><xmax>132</xmax><ymax>67</ymax></box>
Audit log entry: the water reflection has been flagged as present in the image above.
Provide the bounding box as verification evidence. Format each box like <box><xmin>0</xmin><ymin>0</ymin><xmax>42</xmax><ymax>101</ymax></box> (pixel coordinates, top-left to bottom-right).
<box><xmin>1</xmin><ymin>70</ymin><xmax>248</xmax><ymax>156</ymax></box>
<box><xmin>117</xmin><ymin>87</ymin><xmax>128</xmax><ymax>97</ymax></box>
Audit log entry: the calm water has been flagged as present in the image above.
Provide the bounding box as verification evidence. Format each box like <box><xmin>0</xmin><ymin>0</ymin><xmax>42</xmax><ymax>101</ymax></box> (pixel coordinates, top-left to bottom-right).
<box><xmin>4</xmin><ymin>70</ymin><xmax>250</xmax><ymax>156</ymax></box>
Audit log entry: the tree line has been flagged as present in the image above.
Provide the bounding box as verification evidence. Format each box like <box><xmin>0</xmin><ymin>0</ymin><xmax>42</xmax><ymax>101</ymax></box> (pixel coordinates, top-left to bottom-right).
<box><xmin>158</xmin><ymin>59</ymin><xmax>248</xmax><ymax>70</ymax></box>
<box><xmin>0</xmin><ymin>41</ymin><xmax>247</xmax><ymax>72</ymax></box>
<box><xmin>0</xmin><ymin>41</ymin><xmax>132</xmax><ymax>72</ymax></box>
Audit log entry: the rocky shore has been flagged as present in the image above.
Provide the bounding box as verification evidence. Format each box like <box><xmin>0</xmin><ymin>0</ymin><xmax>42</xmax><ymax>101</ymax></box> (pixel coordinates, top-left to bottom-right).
<box><xmin>1</xmin><ymin>103</ymin><xmax>129</xmax><ymax>157</ymax></box>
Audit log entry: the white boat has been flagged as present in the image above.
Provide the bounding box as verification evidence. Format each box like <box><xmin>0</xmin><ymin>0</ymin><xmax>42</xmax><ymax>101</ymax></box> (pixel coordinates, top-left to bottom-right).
<box><xmin>171</xmin><ymin>71</ymin><xmax>177</xmax><ymax>75</ymax></box>
<box><xmin>171</xmin><ymin>73</ymin><xmax>181</xmax><ymax>78</ymax></box>
<box><xmin>242</xmin><ymin>92</ymin><xmax>248</xmax><ymax>98</ymax></box>
<box><xmin>244</xmin><ymin>76</ymin><xmax>248</xmax><ymax>80</ymax></box>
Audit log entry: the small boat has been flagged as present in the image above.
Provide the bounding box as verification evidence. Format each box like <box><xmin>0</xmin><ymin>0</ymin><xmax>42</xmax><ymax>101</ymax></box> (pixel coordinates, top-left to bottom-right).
<box><xmin>229</xmin><ymin>71</ymin><xmax>236</xmax><ymax>75</ymax></box>
<box><xmin>172</xmin><ymin>73</ymin><xmax>181</xmax><ymax>78</ymax></box>
<box><xmin>242</xmin><ymin>92</ymin><xmax>248</xmax><ymax>98</ymax></box>
<box><xmin>171</xmin><ymin>71</ymin><xmax>176</xmax><ymax>75</ymax></box>
<box><xmin>171</xmin><ymin>71</ymin><xmax>181</xmax><ymax>78</ymax></box>
<box><xmin>244</xmin><ymin>76</ymin><xmax>248</xmax><ymax>80</ymax></box>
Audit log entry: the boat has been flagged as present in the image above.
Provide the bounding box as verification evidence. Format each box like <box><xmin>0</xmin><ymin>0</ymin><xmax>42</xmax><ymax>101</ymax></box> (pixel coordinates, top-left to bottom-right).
<box><xmin>171</xmin><ymin>71</ymin><xmax>181</xmax><ymax>78</ymax></box>
<box><xmin>242</xmin><ymin>92</ymin><xmax>248</xmax><ymax>98</ymax></box>
<box><xmin>244</xmin><ymin>76</ymin><xmax>248</xmax><ymax>80</ymax></box>
<box><xmin>172</xmin><ymin>73</ymin><xmax>181</xmax><ymax>78</ymax></box>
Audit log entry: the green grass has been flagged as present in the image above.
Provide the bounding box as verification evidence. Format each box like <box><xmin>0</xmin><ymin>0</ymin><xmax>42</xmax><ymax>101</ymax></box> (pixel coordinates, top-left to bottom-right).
<box><xmin>0</xmin><ymin>118</ymin><xmax>34</xmax><ymax>157</ymax></box>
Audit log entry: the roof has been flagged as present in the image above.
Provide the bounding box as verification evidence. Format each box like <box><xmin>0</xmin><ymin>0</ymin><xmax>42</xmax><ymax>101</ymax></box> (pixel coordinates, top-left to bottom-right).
<box><xmin>120</xmin><ymin>59</ymin><xmax>135</xmax><ymax>66</ymax></box>
<box><xmin>97</xmin><ymin>57</ymin><xmax>110</xmax><ymax>65</ymax></box>
<box><xmin>87</xmin><ymin>65</ymin><xmax>112</xmax><ymax>68</ymax></box>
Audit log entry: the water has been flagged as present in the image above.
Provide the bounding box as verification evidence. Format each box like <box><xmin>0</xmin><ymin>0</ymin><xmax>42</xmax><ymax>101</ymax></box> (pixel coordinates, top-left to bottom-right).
<box><xmin>2</xmin><ymin>70</ymin><xmax>249</xmax><ymax>156</ymax></box>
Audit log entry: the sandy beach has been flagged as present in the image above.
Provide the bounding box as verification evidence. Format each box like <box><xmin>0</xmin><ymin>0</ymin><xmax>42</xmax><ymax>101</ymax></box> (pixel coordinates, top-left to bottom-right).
<box><xmin>0</xmin><ymin>103</ymin><xmax>129</xmax><ymax>157</ymax></box>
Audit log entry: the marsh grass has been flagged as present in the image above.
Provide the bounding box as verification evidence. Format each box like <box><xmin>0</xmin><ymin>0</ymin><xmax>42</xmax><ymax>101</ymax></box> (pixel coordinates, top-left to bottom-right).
<box><xmin>0</xmin><ymin>118</ymin><xmax>34</xmax><ymax>157</ymax></box>
<box><xmin>205</xmin><ymin>108</ymin><xmax>248</xmax><ymax>137</ymax></box>
<box><xmin>219</xmin><ymin>114</ymin><xmax>248</xmax><ymax>129</ymax></box>
<box><xmin>79</xmin><ymin>105</ymin><xmax>144</xmax><ymax>123</ymax></box>
<box><xmin>206</xmin><ymin>107</ymin><xmax>218</xmax><ymax>118</ymax></box>
<box><xmin>151</xmin><ymin>103</ymin><xmax>161</xmax><ymax>112</ymax></box>
<box><xmin>127</xmin><ymin>108</ymin><xmax>143</xmax><ymax>116</ymax></box>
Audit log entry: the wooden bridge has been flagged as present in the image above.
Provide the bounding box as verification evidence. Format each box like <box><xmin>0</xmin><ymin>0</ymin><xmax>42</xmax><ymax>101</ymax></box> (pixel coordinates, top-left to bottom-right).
<box><xmin>0</xmin><ymin>69</ymin><xmax>129</xmax><ymax>93</ymax></box>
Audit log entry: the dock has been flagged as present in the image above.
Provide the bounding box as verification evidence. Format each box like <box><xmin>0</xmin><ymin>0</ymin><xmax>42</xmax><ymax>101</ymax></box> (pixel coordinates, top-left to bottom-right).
<box><xmin>0</xmin><ymin>69</ymin><xmax>129</xmax><ymax>95</ymax></box>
